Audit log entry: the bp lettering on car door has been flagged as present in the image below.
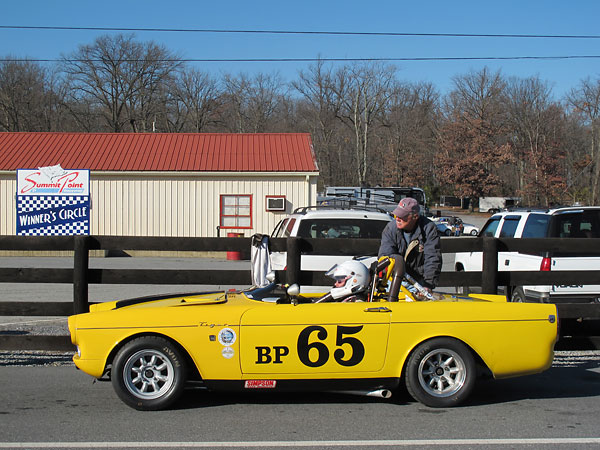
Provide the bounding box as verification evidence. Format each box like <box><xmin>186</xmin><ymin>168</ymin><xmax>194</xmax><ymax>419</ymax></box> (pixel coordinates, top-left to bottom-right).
<box><xmin>239</xmin><ymin>303</ymin><xmax>391</xmax><ymax>374</ymax></box>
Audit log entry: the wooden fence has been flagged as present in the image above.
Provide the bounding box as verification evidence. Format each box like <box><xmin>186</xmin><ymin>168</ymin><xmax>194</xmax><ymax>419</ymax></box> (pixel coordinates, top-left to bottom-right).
<box><xmin>1</xmin><ymin>235</ymin><xmax>599</xmax><ymax>351</ymax></box>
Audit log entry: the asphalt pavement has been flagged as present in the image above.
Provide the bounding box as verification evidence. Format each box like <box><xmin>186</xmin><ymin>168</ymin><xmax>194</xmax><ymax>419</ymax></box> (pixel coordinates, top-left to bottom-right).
<box><xmin>0</xmin><ymin>351</ymin><xmax>599</xmax><ymax>448</ymax></box>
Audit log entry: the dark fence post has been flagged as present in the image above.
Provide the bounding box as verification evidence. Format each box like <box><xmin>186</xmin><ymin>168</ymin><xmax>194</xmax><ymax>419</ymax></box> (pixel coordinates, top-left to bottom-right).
<box><xmin>482</xmin><ymin>237</ymin><xmax>498</xmax><ymax>294</ymax></box>
<box><xmin>286</xmin><ymin>237</ymin><xmax>301</xmax><ymax>286</ymax></box>
<box><xmin>73</xmin><ymin>235</ymin><xmax>90</xmax><ymax>314</ymax></box>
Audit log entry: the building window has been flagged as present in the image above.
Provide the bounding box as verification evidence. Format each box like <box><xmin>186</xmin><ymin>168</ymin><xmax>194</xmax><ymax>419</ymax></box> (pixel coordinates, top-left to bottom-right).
<box><xmin>220</xmin><ymin>194</ymin><xmax>252</xmax><ymax>229</ymax></box>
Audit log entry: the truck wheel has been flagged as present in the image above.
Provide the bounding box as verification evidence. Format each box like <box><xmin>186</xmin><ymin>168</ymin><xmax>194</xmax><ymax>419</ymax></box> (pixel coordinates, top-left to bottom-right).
<box><xmin>405</xmin><ymin>338</ymin><xmax>476</xmax><ymax>407</ymax></box>
<box><xmin>112</xmin><ymin>336</ymin><xmax>187</xmax><ymax>411</ymax></box>
<box><xmin>510</xmin><ymin>287</ymin><xmax>526</xmax><ymax>303</ymax></box>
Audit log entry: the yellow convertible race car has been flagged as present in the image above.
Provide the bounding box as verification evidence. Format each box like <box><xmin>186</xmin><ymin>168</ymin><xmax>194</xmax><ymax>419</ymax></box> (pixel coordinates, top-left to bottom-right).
<box><xmin>68</xmin><ymin>257</ymin><xmax>558</xmax><ymax>410</ymax></box>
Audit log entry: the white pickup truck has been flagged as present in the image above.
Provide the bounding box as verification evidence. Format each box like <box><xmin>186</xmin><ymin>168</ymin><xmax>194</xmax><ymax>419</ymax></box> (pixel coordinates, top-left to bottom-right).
<box><xmin>454</xmin><ymin>207</ymin><xmax>600</xmax><ymax>303</ymax></box>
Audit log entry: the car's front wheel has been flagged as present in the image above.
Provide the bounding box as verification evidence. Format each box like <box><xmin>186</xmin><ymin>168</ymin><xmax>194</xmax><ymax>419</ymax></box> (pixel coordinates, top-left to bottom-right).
<box><xmin>405</xmin><ymin>338</ymin><xmax>476</xmax><ymax>407</ymax></box>
<box><xmin>112</xmin><ymin>336</ymin><xmax>187</xmax><ymax>411</ymax></box>
<box><xmin>470</xmin><ymin>229</ymin><xmax>478</xmax><ymax>236</ymax></box>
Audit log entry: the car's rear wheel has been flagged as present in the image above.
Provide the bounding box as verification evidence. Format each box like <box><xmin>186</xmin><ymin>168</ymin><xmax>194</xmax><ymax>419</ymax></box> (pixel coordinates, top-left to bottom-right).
<box><xmin>112</xmin><ymin>336</ymin><xmax>187</xmax><ymax>411</ymax></box>
<box><xmin>405</xmin><ymin>338</ymin><xmax>476</xmax><ymax>407</ymax></box>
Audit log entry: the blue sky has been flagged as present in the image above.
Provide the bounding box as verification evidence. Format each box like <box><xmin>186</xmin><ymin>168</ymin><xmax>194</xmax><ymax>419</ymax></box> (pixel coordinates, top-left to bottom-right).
<box><xmin>2</xmin><ymin>0</ymin><xmax>600</xmax><ymax>99</ymax></box>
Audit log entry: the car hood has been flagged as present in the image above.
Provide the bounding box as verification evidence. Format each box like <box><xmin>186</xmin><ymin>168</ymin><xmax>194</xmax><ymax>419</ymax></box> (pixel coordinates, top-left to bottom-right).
<box><xmin>89</xmin><ymin>291</ymin><xmax>228</xmax><ymax>312</ymax></box>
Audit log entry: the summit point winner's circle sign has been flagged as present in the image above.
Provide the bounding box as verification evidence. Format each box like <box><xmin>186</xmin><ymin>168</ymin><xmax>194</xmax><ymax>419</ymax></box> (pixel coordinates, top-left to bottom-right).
<box><xmin>16</xmin><ymin>165</ymin><xmax>90</xmax><ymax>236</ymax></box>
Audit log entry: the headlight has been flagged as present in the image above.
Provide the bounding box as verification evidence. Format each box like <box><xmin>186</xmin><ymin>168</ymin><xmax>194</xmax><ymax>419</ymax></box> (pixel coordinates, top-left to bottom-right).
<box><xmin>76</xmin><ymin>346</ymin><xmax>81</xmax><ymax>358</ymax></box>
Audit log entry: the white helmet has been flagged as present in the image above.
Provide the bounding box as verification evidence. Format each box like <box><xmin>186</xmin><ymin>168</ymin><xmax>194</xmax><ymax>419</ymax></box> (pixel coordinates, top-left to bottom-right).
<box><xmin>326</xmin><ymin>260</ymin><xmax>370</xmax><ymax>300</ymax></box>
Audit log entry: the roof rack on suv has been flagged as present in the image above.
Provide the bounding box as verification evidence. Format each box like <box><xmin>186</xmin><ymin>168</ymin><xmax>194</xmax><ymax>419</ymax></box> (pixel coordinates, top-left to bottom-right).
<box><xmin>502</xmin><ymin>206</ymin><xmax>549</xmax><ymax>213</ymax></box>
<box><xmin>292</xmin><ymin>205</ymin><xmax>391</xmax><ymax>215</ymax></box>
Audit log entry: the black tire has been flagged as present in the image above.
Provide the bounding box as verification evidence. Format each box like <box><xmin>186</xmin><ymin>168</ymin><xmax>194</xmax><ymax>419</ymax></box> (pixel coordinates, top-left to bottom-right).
<box><xmin>470</xmin><ymin>229</ymin><xmax>478</xmax><ymax>236</ymax></box>
<box><xmin>444</xmin><ymin>229</ymin><xmax>451</xmax><ymax>236</ymax></box>
<box><xmin>405</xmin><ymin>338</ymin><xmax>476</xmax><ymax>408</ymax></box>
<box><xmin>510</xmin><ymin>287</ymin><xmax>526</xmax><ymax>303</ymax></box>
<box><xmin>111</xmin><ymin>336</ymin><xmax>187</xmax><ymax>411</ymax></box>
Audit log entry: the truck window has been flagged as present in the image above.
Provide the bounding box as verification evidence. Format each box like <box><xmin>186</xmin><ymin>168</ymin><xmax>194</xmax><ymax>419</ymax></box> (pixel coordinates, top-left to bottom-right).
<box><xmin>550</xmin><ymin>211</ymin><xmax>600</xmax><ymax>238</ymax></box>
<box><xmin>296</xmin><ymin>219</ymin><xmax>389</xmax><ymax>239</ymax></box>
<box><xmin>521</xmin><ymin>214</ymin><xmax>551</xmax><ymax>238</ymax></box>
<box><xmin>499</xmin><ymin>216</ymin><xmax>521</xmax><ymax>238</ymax></box>
<box><xmin>550</xmin><ymin>211</ymin><xmax>600</xmax><ymax>256</ymax></box>
<box><xmin>479</xmin><ymin>217</ymin><xmax>501</xmax><ymax>237</ymax></box>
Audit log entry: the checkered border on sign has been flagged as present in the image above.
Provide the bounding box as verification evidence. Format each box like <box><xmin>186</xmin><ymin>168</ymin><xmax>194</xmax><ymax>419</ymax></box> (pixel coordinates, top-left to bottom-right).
<box><xmin>17</xmin><ymin>196</ymin><xmax>89</xmax><ymax>213</ymax></box>
<box><xmin>18</xmin><ymin>221</ymin><xmax>89</xmax><ymax>236</ymax></box>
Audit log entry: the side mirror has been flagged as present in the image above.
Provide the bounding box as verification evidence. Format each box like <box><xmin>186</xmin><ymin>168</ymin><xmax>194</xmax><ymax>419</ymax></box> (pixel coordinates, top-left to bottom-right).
<box><xmin>286</xmin><ymin>284</ymin><xmax>300</xmax><ymax>297</ymax></box>
<box><xmin>266</xmin><ymin>271</ymin><xmax>276</xmax><ymax>283</ymax></box>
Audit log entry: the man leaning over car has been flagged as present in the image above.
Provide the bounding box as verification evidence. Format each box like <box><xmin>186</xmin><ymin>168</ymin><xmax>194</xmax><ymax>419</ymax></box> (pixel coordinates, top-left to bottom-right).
<box><xmin>378</xmin><ymin>197</ymin><xmax>442</xmax><ymax>296</ymax></box>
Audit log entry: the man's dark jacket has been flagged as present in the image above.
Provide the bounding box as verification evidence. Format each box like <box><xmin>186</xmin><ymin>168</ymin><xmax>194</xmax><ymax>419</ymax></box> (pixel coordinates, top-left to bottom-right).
<box><xmin>378</xmin><ymin>216</ymin><xmax>442</xmax><ymax>289</ymax></box>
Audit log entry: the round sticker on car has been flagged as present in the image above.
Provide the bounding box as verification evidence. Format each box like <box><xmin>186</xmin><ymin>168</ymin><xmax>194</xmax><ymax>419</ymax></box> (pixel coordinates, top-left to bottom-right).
<box><xmin>218</xmin><ymin>327</ymin><xmax>237</xmax><ymax>346</ymax></box>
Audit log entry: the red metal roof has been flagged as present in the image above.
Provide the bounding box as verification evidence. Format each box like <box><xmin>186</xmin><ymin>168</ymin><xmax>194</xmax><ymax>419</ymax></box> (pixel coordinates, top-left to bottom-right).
<box><xmin>0</xmin><ymin>133</ymin><xmax>319</xmax><ymax>172</ymax></box>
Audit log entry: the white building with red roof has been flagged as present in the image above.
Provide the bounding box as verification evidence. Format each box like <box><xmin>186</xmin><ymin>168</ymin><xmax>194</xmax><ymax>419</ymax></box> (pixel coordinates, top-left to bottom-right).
<box><xmin>0</xmin><ymin>132</ymin><xmax>319</xmax><ymax>238</ymax></box>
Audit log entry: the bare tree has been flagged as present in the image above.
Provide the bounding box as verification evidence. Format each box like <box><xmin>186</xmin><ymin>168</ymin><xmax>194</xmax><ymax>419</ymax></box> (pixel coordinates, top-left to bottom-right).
<box><xmin>246</xmin><ymin>72</ymin><xmax>288</xmax><ymax>132</ymax></box>
<box><xmin>172</xmin><ymin>68</ymin><xmax>221</xmax><ymax>132</ymax></box>
<box><xmin>331</xmin><ymin>62</ymin><xmax>396</xmax><ymax>186</ymax></box>
<box><xmin>61</xmin><ymin>34</ymin><xmax>181</xmax><ymax>132</ymax></box>
<box><xmin>221</xmin><ymin>72</ymin><xmax>287</xmax><ymax>133</ymax></box>
<box><xmin>567</xmin><ymin>77</ymin><xmax>600</xmax><ymax>204</ymax></box>
<box><xmin>506</xmin><ymin>76</ymin><xmax>566</xmax><ymax>205</ymax></box>
<box><xmin>0</xmin><ymin>58</ymin><xmax>56</xmax><ymax>131</ymax></box>
<box><xmin>293</xmin><ymin>60</ymin><xmax>343</xmax><ymax>186</ymax></box>
<box><xmin>382</xmin><ymin>82</ymin><xmax>440</xmax><ymax>188</ymax></box>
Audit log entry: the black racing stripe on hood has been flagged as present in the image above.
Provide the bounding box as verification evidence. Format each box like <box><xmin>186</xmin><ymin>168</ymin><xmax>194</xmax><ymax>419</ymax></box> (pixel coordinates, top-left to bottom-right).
<box><xmin>115</xmin><ymin>291</ymin><xmax>225</xmax><ymax>309</ymax></box>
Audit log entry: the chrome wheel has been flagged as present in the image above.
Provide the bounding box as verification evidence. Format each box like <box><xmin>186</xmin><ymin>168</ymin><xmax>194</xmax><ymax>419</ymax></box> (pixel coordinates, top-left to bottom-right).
<box><xmin>112</xmin><ymin>336</ymin><xmax>187</xmax><ymax>410</ymax></box>
<box><xmin>417</xmin><ymin>348</ymin><xmax>467</xmax><ymax>398</ymax></box>
<box><xmin>123</xmin><ymin>349</ymin><xmax>175</xmax><ymax>400</ymax></box>
<box><xmin>405</xmin><ymin>338</ymin><xmax>476</xmax><ymax>407</ymax></box>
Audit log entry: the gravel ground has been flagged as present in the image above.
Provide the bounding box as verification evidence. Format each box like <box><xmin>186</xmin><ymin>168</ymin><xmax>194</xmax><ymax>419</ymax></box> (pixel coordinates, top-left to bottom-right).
<box><xmin>0</xmin><ymin>350</ymin><xmax>598</xmax><ymax>367</ymax></box>
<box><xmin>0</xmin><ymin>317</ymin><xmax>73</xmax><ymax>366</ymax></box>
<box><xmin>0</xmin><ymin>346</ymin><xmax>598</xmax><ymax>369</ymax></box>
<box><xmin>0</xmin><ymin>317</ymin><xmax>69</xmax><ymax>335</ymax></box>
<box><xmin>0</xmin><ymin>350</ymin><xmax>74</xmax><ymax>366</ymax></box>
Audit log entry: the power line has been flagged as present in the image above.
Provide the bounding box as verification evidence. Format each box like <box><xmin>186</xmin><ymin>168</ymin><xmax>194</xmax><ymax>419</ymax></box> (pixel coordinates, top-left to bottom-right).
<box><xmin>1</xmin><ymin>25</ymin><xmax>600</xmax><ymax>39</ymax></box>
<box><xmin>4</xmin><ymin>55</ymin><xmax>600</xmax><ymax>63</ymax></box>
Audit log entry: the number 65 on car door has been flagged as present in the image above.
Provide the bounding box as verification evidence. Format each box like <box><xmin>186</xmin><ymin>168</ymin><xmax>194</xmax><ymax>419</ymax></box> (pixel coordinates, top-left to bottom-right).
<box><xmin>239</xmin><ymin>302</ymin><xmax>391</xmax><ymax>375</ymax></box>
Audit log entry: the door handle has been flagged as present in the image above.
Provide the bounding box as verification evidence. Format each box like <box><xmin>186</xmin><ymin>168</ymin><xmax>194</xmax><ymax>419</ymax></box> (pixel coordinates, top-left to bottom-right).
<box><xmin>505</xmin><ymin>260</ymin><xmax>510</xmax><ymax>266</ymax></box>
<box><xmin>364</xmin><ymin>307</ymin><xmax>391</xmax><ymax>312</ymax></box>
